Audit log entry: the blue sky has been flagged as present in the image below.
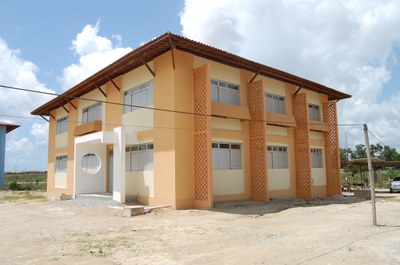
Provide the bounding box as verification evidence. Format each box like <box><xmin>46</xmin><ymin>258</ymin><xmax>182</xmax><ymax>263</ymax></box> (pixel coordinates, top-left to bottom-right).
<box><xmin>1</xmin><ymin>0</ymin><xmax>400</xmax><ymax>171</ymax></box>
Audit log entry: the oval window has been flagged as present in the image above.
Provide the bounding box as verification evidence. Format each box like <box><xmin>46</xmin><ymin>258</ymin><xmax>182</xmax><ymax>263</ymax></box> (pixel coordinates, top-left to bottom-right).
<box><xmin>81</xmin><ymin>153</ymin><xmax>101</xmax><ymax>174</ymax></box>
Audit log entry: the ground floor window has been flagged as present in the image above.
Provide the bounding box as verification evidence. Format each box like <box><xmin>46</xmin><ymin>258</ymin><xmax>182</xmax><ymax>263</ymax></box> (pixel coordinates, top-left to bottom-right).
<box><xmin>126</xmin><ymin>143</ymin><xmax>154</xmax><ymax>171</ymax></box>
<box><xmin>212</xmin><ymin>142</ymin><xmax>242</xmax><ymax>170</ymax></box>
<box><xmin>55</xmin><ymin>155</ymin><xmax>67</xmax><ymax>173</ymax></box>
<box><xmin>311</xmin><ymin>148</ymin><xmax>323</xmax><ymax>168</ymax></box>
<box><xmin>267</xmin><ymin>146</ymin><xmax>288</xmax><ymax>169</ymax></box>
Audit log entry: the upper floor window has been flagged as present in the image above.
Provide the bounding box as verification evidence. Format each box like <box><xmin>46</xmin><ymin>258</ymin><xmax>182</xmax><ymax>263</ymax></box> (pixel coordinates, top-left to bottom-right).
<box><xmin>308</xmin><ymin>104</ymin><xmax>321</xmax><ymax>121</ymax></box>
<box><xmin>82</xmin><ymin>102</ymin><xmax>102</xmax><ymax>124</ymax></box>
<box><xmin>124</xmin><ymin>80</ymin><xmax>154</xmax><ymax>113</ymax></box>
<box><xmin>212</xmin><ymin>142</ymin><xmax>242</xmax><ymax>170</ymax></box>
<box><xmin>55</xmin><ymin>155</ymin><xmax>67</xmax><ymax>173</ymax></box>
<box><xmin>267</xmin><ymin>146</ymin><xmax>288</xmax><ymax>169</ymax></box>
<box><xmin>266</xmin><ymin>93</ymin><xmax>286</xmax><ymax>114</ymax></box>
<box><xmin>56</xmin><ymin>116</ymin><xmax>68</xmax><ymax>134</ymax></box>
<box><xmin>211</xmin><ymin>79</ymin><xmax>240</xmax><ymax>105</ymax></box>
<box><xmin>311</xmin><ymin>148</ymin><xmax>323</xmax><ymax>168</ymax></box>
<box><xmin>125</xmin><ymin>143</ymin><xmax>154</xmax><ymax>171</ymax></box>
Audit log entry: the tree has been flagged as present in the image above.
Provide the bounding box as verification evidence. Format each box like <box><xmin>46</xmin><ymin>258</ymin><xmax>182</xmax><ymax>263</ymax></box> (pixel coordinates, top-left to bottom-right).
<box><xmin>380</xmin><ymin>145</ymin><xmax>400</xmax><ymax>161</ymax></box>
<box><xmin>352</xmin><ymin>144</ymin><xmax>367</xmax><ymax>159</ymax></box>
<box><xmin>370</xmin><ymin>143</ymin><xmax>383</xmax><ymax>158</ymax></box>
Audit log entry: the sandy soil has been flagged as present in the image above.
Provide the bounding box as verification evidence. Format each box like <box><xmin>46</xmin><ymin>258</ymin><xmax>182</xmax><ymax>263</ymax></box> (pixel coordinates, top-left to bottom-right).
<box><xmin>0</xmin><ymin>191</ymin><xmax>399</xmax><ymax>265</ymax></box>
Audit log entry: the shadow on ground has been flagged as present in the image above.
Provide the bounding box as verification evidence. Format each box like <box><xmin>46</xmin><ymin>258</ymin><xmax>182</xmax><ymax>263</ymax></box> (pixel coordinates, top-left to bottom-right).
<box><xmin>211</xmin><ymin>195</ymin><xmax>368</xmax><ymax>216</ymax></box>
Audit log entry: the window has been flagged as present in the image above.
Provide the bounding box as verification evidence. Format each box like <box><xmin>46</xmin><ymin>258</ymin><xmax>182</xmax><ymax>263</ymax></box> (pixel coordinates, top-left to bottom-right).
<box><xmin>308</xmin><ymin>104</ymin><xmax>321</xmax><ymax>121</ymax></box>
<box><xmin>55</xmin><ymin>155</ymin><xmax>67</xmax><ymax>173</ymax></box>
<box><xmin>311</xmin><ymin>148</ymin><xmax>323</xmax><ymax>168</ymax></box>
<box><xmin>82</xmin><ymin>153</ymin><xmax>101</xmax><ymax>174</ymax></box>
<box><xmin>56</xmin><ymin>116</ymin><xmax>68</xmax><ymax>134</ymax></box>
<box><xmin>82</xmin><ymin>102</ymin><xmax>102</xmax><ymax>123</ymax></box>
<box><xmin>211</xmin><ymin>79</ymin><xmax>240</xmax><ymax>105</ymax></box>
<box><xmin>267</xmin><ymin>146</ymin><xmax>288</xmax><ymax>169</ymax></box>
<box><xmin>212</xmin><ymin>142</ymin><xmax>242</xmax><ymax>170</ymax></box>
<box><xmin>265</xmin><ymin>93</ymin><xmax>286</xmax><ymax>114</ymax></box>
<box><xmin>125</xmin><ymin>143</ymin><xmax>154</xmax><ymax>171</ymax></box>
<box><xmin>124</xmin><ymin>80</ymin><xmax>154</xmax><ymax>113</ymax></box>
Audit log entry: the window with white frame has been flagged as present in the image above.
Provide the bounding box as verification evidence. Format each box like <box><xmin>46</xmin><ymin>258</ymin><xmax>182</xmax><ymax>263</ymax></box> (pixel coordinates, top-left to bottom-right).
<box><xmin>311</xmin><ymin>148</ymin><xmax>323</xmax><ymax>168</ymax></box>
<box><xmin>56</xmin><ymin>116</ymin><xmax>68</xmax><ymax>134</ymax></box>
<box><xmin>212</xmin><ymin>142</ymin><xmax>242</xmax><ymax>170</ymax></box>
<box><xmin>81</xmin><ymin>153</ymin><xmax>101</xmax><ymax>174</ymax></box>
<box><xmin>211</xmin><ymin>79</ymin><xmax>240</xmax><ymax>105</ymax></box>
<box><xmin>265</xmin><ymin>93</ymin><xmax>286</xmax><ymax>114</ymax></box>
<box><xmin>308</xmin><ymin>104</ymin><xmax>321</xmax><ymax>121</ymax></box>
<box><xmin>82</xmin><ymin>102</ymin><xmax>102</xmax><ymax>124</ymax></box>
<box><xmin>267</xmin><ymin>146</ymin><xmax>289</xmax><ymax>169</ymax></box>
<box><xmin>124</xmin><ymin>80</ymin><xmax>154</xmax><ymax>113</ymax></box>
<box><xmin>125</xmin><ymin>143</ymin><xmax>154</xmax><ymax>171</ymax></box>
<box><xmin>55</xmin><ymin>155</ymin><xmax>67</xmax><ymax>173</ymax></box>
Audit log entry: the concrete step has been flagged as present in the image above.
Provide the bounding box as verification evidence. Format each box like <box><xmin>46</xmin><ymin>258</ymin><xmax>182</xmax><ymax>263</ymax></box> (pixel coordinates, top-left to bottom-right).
<box><xmin>75</xmin><ymin>193</ymin><xmax>113</xmax><ymax>201</ymax></box>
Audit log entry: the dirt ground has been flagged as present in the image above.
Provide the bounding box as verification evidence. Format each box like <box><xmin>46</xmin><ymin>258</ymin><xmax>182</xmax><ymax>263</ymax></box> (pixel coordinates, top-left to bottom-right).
<box><xmin>0</xmin><ymin>191</ymin><xmax>399</xmax><ymax>265</ymax></box>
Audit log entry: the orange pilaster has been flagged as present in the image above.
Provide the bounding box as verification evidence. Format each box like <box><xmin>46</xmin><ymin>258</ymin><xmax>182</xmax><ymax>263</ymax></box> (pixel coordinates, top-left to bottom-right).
<box><xmin>193</xmin><ymin>64</ymin><xmax>213</xmax><ymax>209</ymax></box>
<box><xmin>248</xmin><ymin>80</ymin><xmax>268</xmax><ymax>202</ymax></box>
<box><xmin>293</xmin><ymin>93</ymin><xmax>313</xmax><ymax>200</ymax></box>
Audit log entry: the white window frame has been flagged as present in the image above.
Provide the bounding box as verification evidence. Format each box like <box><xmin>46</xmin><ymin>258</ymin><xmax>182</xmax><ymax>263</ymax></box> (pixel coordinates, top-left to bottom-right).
<box><xmin>124</xmin><ymin>80</ymin><xmax>154</xmax><ymax>113</ymax></box>
<box><xmin>55</xmin><ymin>155</ymin><xmax>67</xmax><ymax>173</ymax></box>
<box><xmin>211</xmin><ymin>79</ymin><xmax>240</xmax><ymax>105</ymax></box>
<box><xmin>82</xmin><ymin>153</ymin><xmax>100</xmax><ymax>174</ymax></box>
<box><xmin>267</xmin><ymin>146</ymin><xmax>289</xmax><ymax>169</ymax></box>
<box><xmin>82</xmin><ymin>102</ymin><xmax>102</xmax><ymax>124</ymax></box>
<box><xmin>265</xmin><ymin>93</ymin><xmax>286</xmax><ymax>114</ymax></box>
<box><xmin>212</xmin><ymin>142</ymin><xmax>242</xmax><ymax>170</ymax></box>
<box><xmin>311</xmin><ymin>148</ymin><xmax>323</xmax><ymax>168</ymax></box>
<box><xmin>56</xmin><ymin>116</ymin><xmax>68</xmax><ymax>134</ymax></box>
<box><xmin>308</xmin><ymin>104</ymin><xmax>321</xmax><ymax>121</ymax></box>
<box><xmin>126</xmin><ymin>143</ymin><xmax>154</xmax><ymax>171</ymax></box>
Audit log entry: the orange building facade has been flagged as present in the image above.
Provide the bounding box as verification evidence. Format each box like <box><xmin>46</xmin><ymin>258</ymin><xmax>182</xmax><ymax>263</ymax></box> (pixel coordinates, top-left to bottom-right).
<box><xmin>32</xmin><ymin>33</ymin><xmax>351</xmax><ymax>209</ymax></box>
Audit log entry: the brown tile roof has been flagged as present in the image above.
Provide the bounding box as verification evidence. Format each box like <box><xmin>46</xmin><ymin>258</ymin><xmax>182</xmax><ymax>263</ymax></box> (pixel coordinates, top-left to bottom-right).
<box><xmin>31</xmin><ymin>32</ymin><xmax>351</xmax><ymax>116</ymax></box>
<box><xmin>0</xmin><ymin>122</ymin><xmax>20</xmax><ymax>133</ymax></box>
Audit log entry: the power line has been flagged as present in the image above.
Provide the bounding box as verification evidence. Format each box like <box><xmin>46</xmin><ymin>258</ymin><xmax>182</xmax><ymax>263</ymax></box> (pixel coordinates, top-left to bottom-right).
<box><xmin>0</xmin><ymin>83</ymin><xmax>365</xmax><ymax>128</ymax></box>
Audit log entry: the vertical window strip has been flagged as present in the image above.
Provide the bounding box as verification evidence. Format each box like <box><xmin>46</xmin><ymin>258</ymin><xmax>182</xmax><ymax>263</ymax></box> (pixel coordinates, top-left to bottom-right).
<box><xmin>265</xmin><ymin>93</ymin><xmax>286</xmax><ymax>114</ymax></box>
<box><xmin>211</xmin><ymin>79</ymin><xmax>240</xmax><ymax>105</ymax></box>
<box><xmin>82</xmin><ymin>102</ymin><xmax>102</xmax><ymax>124</ymax></box>
<box><xmin>55</xmin><ymin>155</ymin><xmax>67</xmax><ymax>173</ymax></box>
<box><xmin>123</xmin><ymin>80</ymin><xmax>154</xmax><ymax>113</ymax></box>
<box><xmin>267</xmin><ymin>146</ymin><xmax>289</xmax><ymax>169</ymax></box>
<box><xmin>212</xmin><ymin>142</ymin><xmax>243</xmax><ymax>170</ymax></box>
<box><xmin>56</xmin><ymin>116</ymin><xmax>68</xmax><ymax>134</ymax></box>
<box><xmin>125</xmin><ymin>143</ymin><xmax>154</xmax><ymax>171</ymax></box>
<box><xmin>311</xmin><ymin>148</ymin><xmax>323</xmax><ymax>168</ymax></box>
<box><xmin>308</xmin><ymin>104</ymin><xmax>321</xmax><ymax>121</ymax></box>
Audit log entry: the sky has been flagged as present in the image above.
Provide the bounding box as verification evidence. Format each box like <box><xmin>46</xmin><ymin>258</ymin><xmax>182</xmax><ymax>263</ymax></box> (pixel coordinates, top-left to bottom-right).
<box><xmin>1</xmin><ymin>0</ymin><xmax>400</xmax><ymax>171</ymax></box>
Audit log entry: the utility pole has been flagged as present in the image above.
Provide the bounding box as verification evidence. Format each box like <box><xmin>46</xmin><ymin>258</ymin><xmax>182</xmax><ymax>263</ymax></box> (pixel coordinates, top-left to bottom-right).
<box><xmin>363</xmin><ymin>124</ymin><xmax>377</xmax><ymax>226</ymax></box>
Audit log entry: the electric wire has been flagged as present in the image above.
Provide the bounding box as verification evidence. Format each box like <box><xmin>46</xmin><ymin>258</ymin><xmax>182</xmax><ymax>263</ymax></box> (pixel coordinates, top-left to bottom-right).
<box><xmin>0</xmin><ymin>84</ymin><xmax>364</xmax><ymax>127</ymax></box>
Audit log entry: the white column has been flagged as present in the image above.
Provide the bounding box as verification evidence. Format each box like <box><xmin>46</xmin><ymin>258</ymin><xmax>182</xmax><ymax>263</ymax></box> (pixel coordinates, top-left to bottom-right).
<box><xmin>113</xmin><ymin>127</ymin><xmax>126</xmax><ymax>203</ymax></box>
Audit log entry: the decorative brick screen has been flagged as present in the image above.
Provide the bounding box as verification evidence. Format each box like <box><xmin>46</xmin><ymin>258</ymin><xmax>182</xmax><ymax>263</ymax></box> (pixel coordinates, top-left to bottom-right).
<box><xmin>248</xmin><ymin>80</ymin><xmax>268</xmax><ymax>202</ymax></box>
<box><xmin>293</xmin><ymin>93</ymin><xmax>313</xmax><ymax>200</ymax></box>
<box><xmin>193</xmin><ymin>64</ymin><xmax>212</xmax><ymax>209</ymax></box>
<box><xmin>323</xmin><ymin>101</ymin><xmax>342</xmax><ymax>196</ymax></box>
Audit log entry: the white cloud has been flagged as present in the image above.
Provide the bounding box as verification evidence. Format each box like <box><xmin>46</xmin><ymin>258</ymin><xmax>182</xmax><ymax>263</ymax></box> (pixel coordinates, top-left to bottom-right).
<box><xmin>0</xmin><ymin>39</ymin><xmax>55</xmax><ymax>117</ymax></box>
<box><xmin>181</xmin><ymin>0</ymin><xmax>400</xmax><ymax>148</ymax></box>
<box><xmin>58</xmin><ymin>21</ymin><xmax>132</xmax><ymax>90</ymax></box>
<box><xmin>30</xmin><ymin>122</ymin><xmax>49</xmax><ymax>149</ymax></box>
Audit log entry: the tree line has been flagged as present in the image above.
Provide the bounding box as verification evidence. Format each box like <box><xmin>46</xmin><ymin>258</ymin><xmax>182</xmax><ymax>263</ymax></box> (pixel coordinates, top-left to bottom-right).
<box><xmin>341</xmin><ymin>143</ymin><xmax>400</xmax><ymax>162</ymax></box>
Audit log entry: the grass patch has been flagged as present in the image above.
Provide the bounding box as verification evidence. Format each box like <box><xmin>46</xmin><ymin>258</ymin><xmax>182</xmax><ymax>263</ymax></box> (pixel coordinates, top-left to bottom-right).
<box><xmin>4</xmin><ymin>172</ymin><xmax>47</xmax><ymax>191</ymax></box>
<box><xmin>0</xmin><ymin>191</ymin><xmax>47</xmax><ymax>201</ymax></box>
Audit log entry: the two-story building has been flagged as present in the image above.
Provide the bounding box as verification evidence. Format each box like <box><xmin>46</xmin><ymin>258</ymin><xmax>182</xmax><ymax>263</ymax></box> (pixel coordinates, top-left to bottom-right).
<box><xmin>31</xmin><ymin>32</ymin><xmax>351</xmax><ymax>209</ymax></box>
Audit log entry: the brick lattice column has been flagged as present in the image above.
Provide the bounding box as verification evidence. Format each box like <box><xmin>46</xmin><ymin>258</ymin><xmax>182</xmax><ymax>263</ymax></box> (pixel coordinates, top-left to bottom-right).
<box><xmin>248</xmin><ymin>80</ymin><xmax>268</xmax><ymax>202</ymax></box>
<box><xmin>293</xmin><ymin>93</ymin><xmax>313</xmax><ymax>200</ymax></box>
<box><xmin>193</xmin><ymin>64</ymin><xmax>213</xmax><ymax>209</ymax></box>
<box><xmin>323</xmin><ymin>101</ymin><xmax>342</xmax><ymax>196</ymax></box>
